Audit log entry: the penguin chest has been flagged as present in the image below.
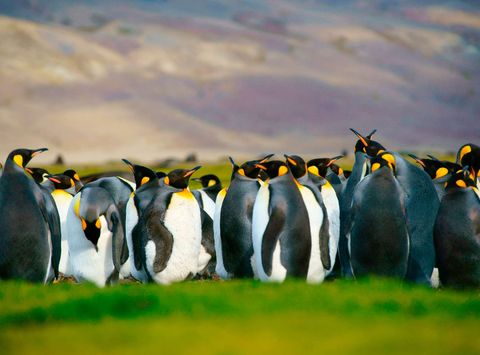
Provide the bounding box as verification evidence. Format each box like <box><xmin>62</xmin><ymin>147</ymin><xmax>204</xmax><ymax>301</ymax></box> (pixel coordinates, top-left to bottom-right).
<box><xmin>153</xmin><ymin>191</ymin><xmax>202</xmax><ymax>283</ymax></box>
<box><xmin>298</xmin><ymin>186</ymin><xmax>324</xmax><ymax>283</ymax></box>
<box><xmin>199</xmin><ymin>190</ymin><xmax>216</xmax><ymax>219</ymax></box>
<box><xmin>52</xmin><ymin>190</ymin><xmax>73</xmax><ymax>275</ymax></box>
<box><xmin>321</xmin><ymin>184</ymin><xmax>340</xmax><ymax>273</ymax></box>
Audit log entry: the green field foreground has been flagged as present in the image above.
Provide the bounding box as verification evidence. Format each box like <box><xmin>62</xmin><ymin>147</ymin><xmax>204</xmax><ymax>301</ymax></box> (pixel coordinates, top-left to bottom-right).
<box><xmin>0</xmin><ymin>279</ymin><xmax>479</xmax><ymax>354</ymax></box>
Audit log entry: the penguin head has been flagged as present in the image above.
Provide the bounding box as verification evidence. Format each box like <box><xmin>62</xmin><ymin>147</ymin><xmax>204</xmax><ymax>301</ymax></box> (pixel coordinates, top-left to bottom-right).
<box><xmin>25</xmin><ymin>167</ymin><xmax>50</xmax><ymax>183</ymax></box>
<box><xmin>192</xmin><ymin>174</ymin><xmax>221</xmax><ymax>188</ymax></box>
<box><xmin>164</xmin><ymin>166</ymin><xmax>201</xmax><ymax>189</ymax></box>
<box><xmin>284</xmin><ymin>154</ymin><xmax>307</xmax><ymax>179</ymax></box>
<box><xmin>122</xmin><ymin>159</ymin><xmax>158</xmax><ymax>189</ymax></box>
<box><xmin>156</xmin><ymin>171</ymin><xmax>167</xmax><ymax>179</ymax></box>
<box><xmin>7</xmin><ymin>148</ymin><xmax>48</xmax><ymax>169</ymax></box>
<box><xmin>229</xmin><ymin>154</ymin><xmax>273</xmax><ymax>179</ymax></box>
<box><xmin>370</xmin><ymin>152</ymin><xmax>396</xmax><ymax>174</ymax></box>
<box><xmin>261</xmin><ymin>160</ymin><xmax>289</xmax><ymax>179</ymax></box>
<box><xmin>307</xmin><ymin>155</ymin><xmax>344</xmax><ymax>177</ymax></box>
<box><xmin>63</xmin><ymin>169</ymin><xmax>84</xmax><ymax>191</ymax></box>
<box><xmin>409</xmin><ymin>154</ymin><xmax>461</xmax><ymax>180</ymax></box>
<box><xmin>457</xmin><ymin>143</ymin><xmax>480</xmax><ymax>178</ymax></box>
<box><xmin>445</xmin><ymin>167</ymin><xmax>477</xmax><ymax>191</ymax></box>
<box><xmin>47</xmin><ymin>174</ymin><xmax>76</xmax><ymax>190</ymax></box>
<box><xmin>82</xmin><ymin>218</ymin><xmax>102</xmax><ymax>250</ymax></box>
<box><xmin>350</xmin><ymin>128</ymin><xmax>385</xmax><ymax>157</ymax></box>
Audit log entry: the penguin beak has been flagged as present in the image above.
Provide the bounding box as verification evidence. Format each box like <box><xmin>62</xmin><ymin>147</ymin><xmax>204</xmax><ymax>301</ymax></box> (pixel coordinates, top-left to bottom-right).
<box><xmin>183</xmin><ymin>166</ymin><xmax>201</xmax><ymax>178</ymax></box>
<box><xmin>31</xmin><ymin>148</ymin><xmax>48</xmax><ymax>157</ymax></box>
<box><xmin>122</xmin><ymin>159</ymin><xmax>135</xmax><ymax>173</ymax></box>
<box><xmin>254</xmin><ymin>164</ymin><xmax>267</xmax><ymax>170</ymax></box>
<box><xmin>327</xmin><ymin>155</ymin><xmax>344</xmax><ymax>166</ymax></box>
<box><xmin>408</xmin><ymin>154</ymin><xmax>426</xmax><ymax>168</ymax></box>
<box><xmin>284</xmin><ymin>154</ymin><xmax>297</xmax><ymax>166</ymax></box>
<box><xmin>259</xmin><ymin>154</ymin><xmax>274</xmax><ymax>163</ymax></box>
<box><xmin>349</xmin><ymin>128</ymin><xmax>368</xmax><ymax>146</ymax></box>
<box><xmin>47</xmin><ymin>176</ymin><xmax>62</xmax><ymax>184</ymax></box>
<box><xmin>25</xmin><ymin>168</ymin><xmax>33</xmax><ymax>174</ymax></box>
<box><xmin>366</xmin><ymin>129</ymin><xmax>377</xmax><ymax>139</ymax></box>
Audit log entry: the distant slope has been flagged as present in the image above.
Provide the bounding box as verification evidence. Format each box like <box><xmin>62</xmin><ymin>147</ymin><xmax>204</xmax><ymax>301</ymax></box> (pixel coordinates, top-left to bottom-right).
<box><xmin>0</xmin><ymin>1</ymin><xmax>479</xmax><ymax>163</ymax></box>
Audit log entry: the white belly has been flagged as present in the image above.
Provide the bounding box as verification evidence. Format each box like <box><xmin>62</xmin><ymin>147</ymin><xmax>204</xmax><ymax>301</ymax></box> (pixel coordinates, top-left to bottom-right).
<box><xmin>67</xmin><ymin>197</ymin><xmax>114</xmax><ymax>287</ymax></box>
<box><xmin>148</xmin><ymin>191</ymin><xmax>202</xmax><ymax>284</ymax></box>
<box><xmin>214</xmin><ymin>188</ymin><xmax>230</xmax><ymax>279</ymax></box>
<box><xmin>52</xmin><ymin>190</ymin><xmax>73</xmax><ymax>276</ymax></box>
<box><xmin>298</xmin><ymin>186</ymin><xmax>324</xmax><ymax>284</ymax></box>
<box><xmin>321</xmin><ymin>183</ymin><xmax>340</xmax><ymax>274</ymax></box>
<box><xmin>199</xmin><ymin>190</ymin><xmax>216</xmax><ymax>219</ymax></box>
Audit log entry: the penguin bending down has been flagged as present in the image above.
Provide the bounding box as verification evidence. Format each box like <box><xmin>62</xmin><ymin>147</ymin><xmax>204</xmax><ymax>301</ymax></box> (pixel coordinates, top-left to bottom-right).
<box><xmin>66</xmin><ymin>183</ymin><xmax>127</xmax><ymax>287</ymax></box>
<box><xmin>192</xmin><ymin>175</ymin><xmax>222</xmax><ymax>277</ymax></box>
<box><xmin>46</xmin><ymin>174</ymin><xmax>77</xmax><ymax>276</ymax></box>
<box><xmin>339</xmin><ymin>129</ymin><xmax>384</xmax><ymax>277</ymax></box>
<box><xmin>409</xmin><ymin>154</ymin><xmax>461</xmax><ymax>199</ymax></box>
<box><xmin>348</xmin><ymin>152</ymin><xmax>409</xmax><ymax>278</ymax></box>
<box><xmin>0</xmin><ymin>148</ymin><xmax>61</xmax><ymax>283</ymax></box>
<box><xmin>285</xmin><ymin>155</ymin><xmax>338</xmax><ymax>283</ymax></box>
<box><xmin>135</xmin><ymin>166</ymin><xmax>203</xmax><ymax>284</ymax></box>
<box><xmin>252</xmin><ymin>161</ymin><xmax>311</xmax><ymax>282</ymax></box>
<box><xmin>434</xmin><ymin>169</ymin><xmax>480</xmax><ymax>289</ymax></box>
<box><xmin>215</xmin><ymin>155</ymin><xmax>273</xmax><ymax>279</ymax></box>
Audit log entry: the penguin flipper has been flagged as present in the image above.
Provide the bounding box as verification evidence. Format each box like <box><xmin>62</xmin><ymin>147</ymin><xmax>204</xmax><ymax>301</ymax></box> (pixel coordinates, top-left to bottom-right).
<box><xmin>106</xmin><ymin>204</ymin><xmax>127</xmax><ymax>272</ymax></box>
<box><xmin>144</xmin><ymin>208</ymin><xmax>174</xmax><ymax>274</ymax></box>
<box><xmin>200</xmin><ymin>209</ymin><xmax>215</xmax><ymax>257</ymax></box>
<box><xmin>261</xmin><ymin>206</ymin><xmax>285</xmax><ymax>276</ymax></box>
<box><xmin>37</xmin><ymin>189</ymin><xmax>62</xmax><ymax>280</ymax></box>
<box><xmin>319</xmin><ymin>202</ymin><xmax>331</xmax><ymax>270</ymax></box>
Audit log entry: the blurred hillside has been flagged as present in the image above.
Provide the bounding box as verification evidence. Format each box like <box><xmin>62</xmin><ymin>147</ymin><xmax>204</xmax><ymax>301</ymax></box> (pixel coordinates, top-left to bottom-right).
<box><xmin>0</xmin><ymin>0</ymin><xmax>479</xmax><ymax>163</ymax></box>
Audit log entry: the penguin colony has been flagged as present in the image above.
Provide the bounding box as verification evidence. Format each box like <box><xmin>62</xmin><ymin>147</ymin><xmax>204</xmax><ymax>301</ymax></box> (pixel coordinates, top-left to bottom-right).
<box><xmin>0</xmin><ymin>130</ymin><xmax>478</xmax><ymax>289</ymax></box>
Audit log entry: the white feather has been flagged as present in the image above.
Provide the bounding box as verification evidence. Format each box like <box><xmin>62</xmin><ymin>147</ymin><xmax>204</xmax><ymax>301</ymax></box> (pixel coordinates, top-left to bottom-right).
<box><xmin>51</xmin><ymin>189</ymin><xmax>73</xmax><ymax>276</ymax></box>
<box><xmin>199</xmin><ymin>190</ymin><xmax>216</xmax><ymax>219</ymax></box>
<box><xmin>321</xmin><ymin>182</ymin><xmax>340</xmax><ymax>275</ymax></box>
<box><xmin>214</xmin><ymin>188</ymin><xmax>230</xmax><ymax>279</ymax></box>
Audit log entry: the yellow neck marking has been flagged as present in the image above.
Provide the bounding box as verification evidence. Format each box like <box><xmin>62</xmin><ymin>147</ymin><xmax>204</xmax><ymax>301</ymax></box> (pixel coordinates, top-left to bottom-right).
<box><xmin>456</xmin><ymin>180</ymin><xmax>467</xmax><ymax>188</ymax></box>
<box><xmin>278</xmin><ymin>166</ymin><xmax>288</xmax><ymax>176</ymax></box>
<box><xmin>74</xmin><ymin>197</ymin><xmax>81</xmax><ymax>217</ymax></box>
<box><xmin>459</xmin><ymin>145</ymin><xmax>471</xmax><ymax>161</ymax></box>
<box><xmin>208</xmin><ymin>180</ymin><xmax>216</xmax><ymax>187</ymax></box>
<box><xmin>13</xmin><ymin>155</ymin><xmax>23</xmax><ymax>168</ymax></box>
<box><xmin>219</xmin><ymin>188</ymin><xmax>227</xmax><ymax>198</ymax></box>
<box><xmin>176</xmin><ymin>188</ymin><xmax>194</xmax><ymax>199</ymax></box>
<box><xmin>435</xmin><ymin>167</ymin><xmax>449</xmax><ymax>179</ymax></box>
<box><xmin>141</xmin><ymin>176</ymin><xmax>150</xmax><ymax>186</ymax></box>
<box><xmin>308</xmin><ymin>166</ymin><xmax>319</xmax><ymax>176</ymax></box>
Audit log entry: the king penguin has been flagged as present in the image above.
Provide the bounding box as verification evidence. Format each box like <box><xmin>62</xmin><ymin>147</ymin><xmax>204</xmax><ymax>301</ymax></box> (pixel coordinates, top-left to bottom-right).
<box><xmin>457</xmin><ymin>143</ymin><xmax>480</xmax><ymax>196</ymax></box>
<box><xmin>63</xmin><ymin>169</ymin><xmax>84</xmax><ymax>193</ymax></box>
<box><xmin>191</xmin><ymin>174</ymin><xmax>222</xmax><ymax>277</ymax></box>
<box><xmin>46</xmin><ymin>174</ymin><xmax>77</xmax><ymax>276</ymax></box>
<box><xmin>305</xmin><ymin>156</ymin><xmax>344</xmax><ymax>197</ymax></box>
<box><xmin>348</xmin><ymin>152</ymin><xmax>409</xmax><ymax>278</ymax></box>
<box><xmin>0</xmin><ymin>148</ymin><xmax>61</xmax><ymax>283</ymax></box>
<box><xmin>434</xmin><ymin>168</ymin><xmax>480</xmax><ymax>289</ymax></box>
<box><xmin>285</xmin><ymin>155</ymin><xmax>338</xmax><ymax>283</ymax></box>
<box><xmin>66</xmin><ymin>178</ymin><xmax>129</xmax><ymax>286</ymax></box>
<box><xmin>136</xmin><ymin>166</ymin><xmax>203</xmax><ymax>284</ymax></box>
<box><xmin>339</xmin><ymin>129</ymin><xmax>384</xmax><ymax>277</ymax></box>
<box><xmin>252</xmin><ymin>160</ymin><xmax>311</xmax><ymax>282</ymax></box>
<box><xmin>214</xmin><ymin>154</ymin><xmax>273</xmax><ymax>279</ymax></box>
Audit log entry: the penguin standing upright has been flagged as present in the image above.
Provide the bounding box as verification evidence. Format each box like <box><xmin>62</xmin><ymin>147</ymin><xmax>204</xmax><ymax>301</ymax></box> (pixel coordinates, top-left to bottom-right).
<box><xmin>0</xmin><ymin>148</ymin><xmax>61</xmax><ymax>283</ymax></box>
<box><xmin>305</xmin><ymin>156</ymin><xmax>344</xmax><ymax>197</ymax></box>
<box><xmin>215</xmin><ymin>155</ymin><xmax>273</xmax><ymax>279</ymax></box>
<box><xmin>66</xmin><ymin>180</ymin><xmax>128</xmax><ymax>287</ymax></box>
<box><xmin>122</xmin><ymin>160</ymin><xmax>160</xmax><ymax>282</ymax></box>
<box><xmin>136</xmin><ymin>166</ymin><xmax>203</xmax><ymax>284</ymax></box>
<box><xmin>192</xmin><ymin>174</ymin><xmax>222</xmax><ymax>277</ymax></box>
<box><xmin>348</xmin><ymin>152</ymin><xmax>409</xmax><ymax>278</ymax></box>
<box><xmin>63</xmin><ymin>169</ymin><xmax>84</xmax><ymax>193</ymax></box>
<box><xmin>252</xmin><ymin>160</ymin><xmax>311</xmax><ymax>282</ymax></box>
<box><xmin>45</xmin><ymin>174</ymin><xmax>77</xmax><ymax>276</ymax></box>
<box><xmin>339</xmin><ymin>129</ymin><xmax>384</xmax><ymax>277</ymax></box>
<box><xmin>434</xmin><ymin>169</ymin><xmax>480</xmax><ymax>288</ymax></box>
<box><xmin>285</xmin><ymin>155</ymin><xmax>337</xmax><ymax>283</ymax></box>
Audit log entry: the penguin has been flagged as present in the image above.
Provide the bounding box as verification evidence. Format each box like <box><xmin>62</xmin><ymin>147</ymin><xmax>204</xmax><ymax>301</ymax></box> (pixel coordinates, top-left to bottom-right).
<box><xmin>285</xmin><ymin>155</ymin><xmax>337</xmax><ymax>283</ymax></box>
<box><xmin>46</xmin><ymin>174</ymin><xmax>77</xmax><ymax>276</ymax></box>
<box><xmin>63</xmin><ymin>169</ymin><xmax>84</xmax><ymax>193</ymax></box>
<box><xmin>25</xmin><ymin>167</ymin><xmax>50</xmax><ymax>185</ymax></box>
<box><xmin>348</xmin><ymin>152</ymin><xmax>409</xmax><ymax>278</ymax></box>
<box><xmin>339</xmin><ymin>128</ymin><xmax>384</xmax><ymax>277</ymax></box>
<box><xmin>252</xmin><ymin>160</ymin><xmax>311</xmax><ymax>282</ymax></box>
<box><xmin>0</xmin><ymin>148</ymin><xmax>61</xmax><ymax>283</ymax></box>
<box><xmin>66</xmin><ymin>180</ymin><xmax>127</xmax><ymax>287</ymax></box>
<box><xmin>434</xmin><ymin>168</ymin><xmax>480</xmax><ymax>288</ymax></box>
<box><xmin>409</xmin><ymin>154</ymin><xmax>461</xmax><ymax>199</ymax></box>
<box><xmin>214</xmin><ymin>154</ymin><xmax>273</xmax><ymax>279</ymax></box>
<box><xmin>135</xmin><ymin>166</ymin><xmax>203</xmax><ymax>284</ymax></box>
<box><xmin>306</xmin><ymin>159</ymin><xmax>342</xmax><ymax>279</ymax></box>
<box><xmin>122</xmin><ymin>159</ymin><xmax>160</xmax><ymax>282</ymax></box>
<box><xmin>191</xmin><ymin>174</ymin><xmax>222</xmax><ymax>277</ymax></box>
<box><xmin>305</xmin><ymin>156</ymin><xmax>344</xmax><ymax>197</ymax></box>
<box><xmin>457</xmin><ymin>143</ymin><xmax>480</xmax><ymax>196</ymax></box>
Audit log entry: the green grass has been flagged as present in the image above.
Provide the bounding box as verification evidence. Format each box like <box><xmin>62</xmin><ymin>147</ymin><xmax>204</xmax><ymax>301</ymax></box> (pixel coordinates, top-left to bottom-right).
<box><xmin>0</xmin><ymin>279</ymin><xmax>479</xmax><ymax>354</ymax></box>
